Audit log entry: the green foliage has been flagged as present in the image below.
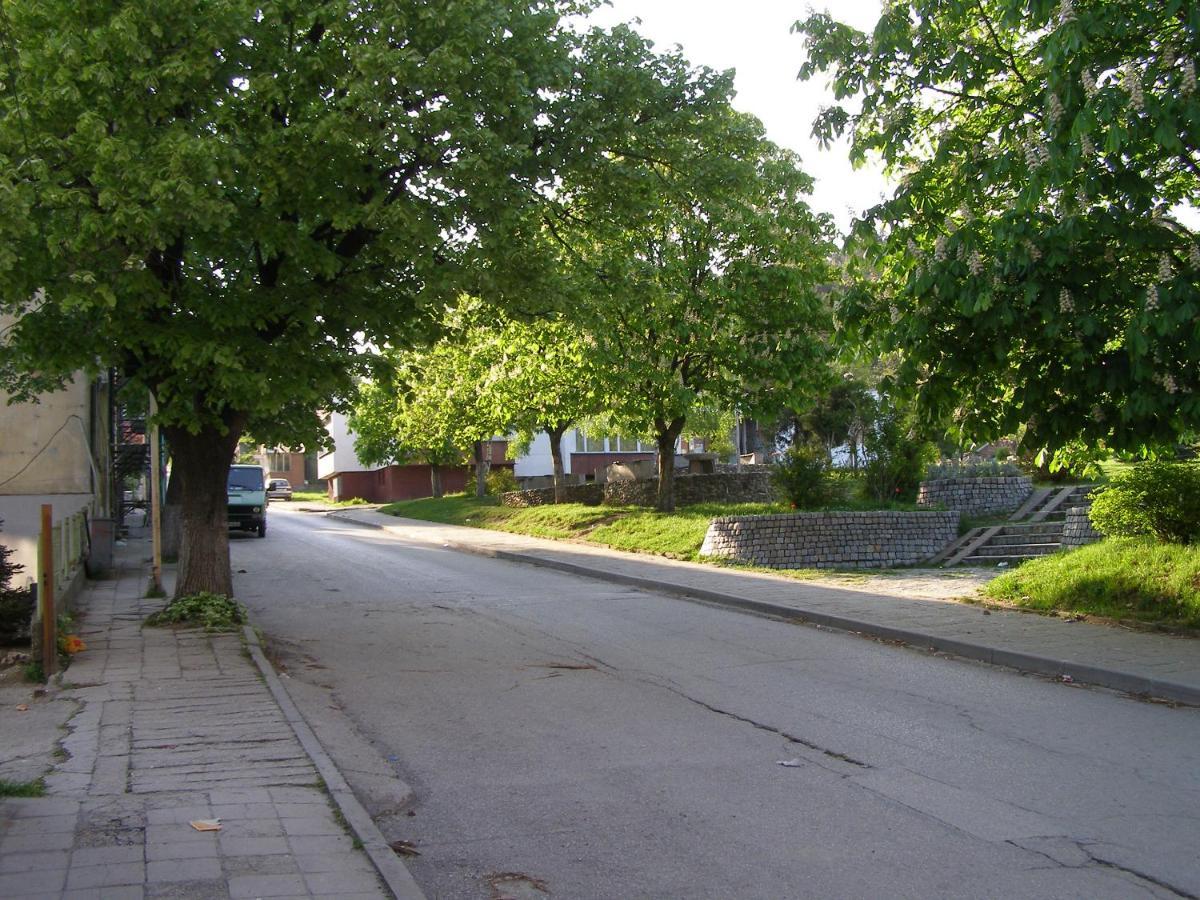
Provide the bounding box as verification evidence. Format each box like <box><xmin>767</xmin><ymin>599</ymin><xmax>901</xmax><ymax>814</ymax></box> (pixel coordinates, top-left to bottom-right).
<box><xmin>485</xmin><ymin>468</ymin><xmax>519</xmax><ymax>496</ymax></box>
<box><xmin>772</xmin><ymin>445</ymin><xmax>837</xmax><ymax>509</ymax></box>
<box><xmin>797</xmin><ymin>0</ymin><xmax>1200</xmax><ymax>459</ymax></box>
<box><xmin>862</xmin><ymin>398</ymin><xmax>937</xmax><ymax>503</ymax></box>
<box><xmin>0</xmin><ymin>778</ymin><xmax>46</xmax><ymax>798</ymax></box>
<box><xmin>1088</xmin><ymin>462</ymin><xmax>1200</xmax><ymax>543</ymax></box>
<box><xmin>985</xmin><ymin>538</ymin><xmax>1200</xmax><ymax>628</ymax></box>
<box><xmin>145</xmin><ymin>592</ymin><xmax>248</xmax><ymax>632</ymax></box>
<box><xmin>22</xmin><ymin>661</ymin><xmax>44</xmax><ymax>683</ymax></box>
<box><xmin>0</xmin><ymin>1</ymin><xmax>732</xmax><ymax>593</ymax></box>
<box><xmin>0</xmin><ymin>521</ymin><xmax>34</xmax><ymax>645</ymax></box>
<box><xmin>926</xmin><ymin>460</ymin><xmax>1022</xmax><ymax>480</ymax></box>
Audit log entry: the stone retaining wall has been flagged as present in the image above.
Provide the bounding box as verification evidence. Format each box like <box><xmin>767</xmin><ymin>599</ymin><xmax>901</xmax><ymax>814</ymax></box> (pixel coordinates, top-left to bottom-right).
<box><xmin>1062</xmin><ymin>506</ymin><xmax>1103</xmax><ymax>549</ymax></box>
<box><xmin>917</xmin><ymin>476</ymin><xmax>1032</xmax><ymax>516</ymax></box>
<box><xmin>500</xmin><ymin>483</ymin><xmax>604</xmax><ymax>508</ymax></box>
<box><xmin>603</xmin><ymin>472</ymin><xmax>777</xmax><ymax>507</ymax></box>
<box><xmin>700</xmin><ymin>511</ymin><xmax>959</xmax><ymax>569</ymax></box>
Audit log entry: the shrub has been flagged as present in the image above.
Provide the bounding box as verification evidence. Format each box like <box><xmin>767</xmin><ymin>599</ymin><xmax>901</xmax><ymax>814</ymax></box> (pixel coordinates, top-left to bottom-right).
<box><xmin>0</xmin><ymin>521</ymin><xmax>34</xmax><ymax>645</ymax></box>
<box><xmin>145</xmin><ymin>592</ymin><xmax>248</xmax><ymax>632</ymax></box>
<box><xmin>925</xmin><ymin>459</ymin><xmax>1022</xmax><ymax>480</ymax></box>
<box><xmin>485</xmin><ymin>468</ymin><xmax>519</xmax><ymax>495</ymax></box>
<box><xmin>772</xmin><ymin>445</ymin><xmax>836</xmax><ymax>508</ymax></box>
<box><xmin>862</xmin><ymin>412</ymin><xmax>936</xmax><ymax>503</ymax></box>
<box><xmin>1088</xmin><ymin>462</ymin><xmax>1200</xmax><ymax>544</ymax></box>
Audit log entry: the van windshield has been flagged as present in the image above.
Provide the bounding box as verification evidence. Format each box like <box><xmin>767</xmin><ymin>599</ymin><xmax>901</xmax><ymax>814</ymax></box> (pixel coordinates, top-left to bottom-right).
<box><xmin>227</xmin><ymin>468</ymin><xmax>263</xmax><ymax>491</ymax></box>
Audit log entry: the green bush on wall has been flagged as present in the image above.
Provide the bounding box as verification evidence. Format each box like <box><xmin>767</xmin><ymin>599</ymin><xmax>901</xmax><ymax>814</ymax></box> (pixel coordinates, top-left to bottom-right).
<box><xmin>772</xmin><ymin>445</ymin><xmax>837</xmax><ymax>508</ymax></box>
<box><xmin>485</xmin><ymin>468</ymin><xmax>519</xmax><ymax>496</ymax></box>
<box><xmin>1089</xmin><ymin>461</ymin><xmax>1200</xmax><ymax>544</ymax></box>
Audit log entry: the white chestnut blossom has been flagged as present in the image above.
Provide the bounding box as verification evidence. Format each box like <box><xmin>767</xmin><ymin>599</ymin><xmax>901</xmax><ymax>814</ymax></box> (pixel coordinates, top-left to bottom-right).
<box><xmin>1158</xmin><ymin>253</ymin><xmax>1174</xmax><ymax>281</ymax></box>
<box><xmin>1079</xmin><ymin>134</ymin><xmax>1095</xmax><ymax>157</ymax></box>
<box><xmin>1081</xmin><ymin>69</ymin><xmax>1098</xmax><ymax>98</ymax></box>
<box><xmin>1184</xmin><ymin>59</ymin><xmax>1197</xmax><ymax>95</ymax></box>
<box><xmin>1145</xmin><ymin>284</ymin><xmax>1160</xmax><ymax>311</ymax></box>
<box><xmin>1047</xmin><ymin>92</ymin><xmax>1064</xmax><ymax>129</ymax></box>
<box><xmin>1161</xmin><ymin>374</ymin><xmax>1178</xmax><ymax>395</ymax></box>
<box><xmin>1059</xmin><ymin>288</ymin><xmax>1074</xmax><ymax>313</ymax></box>
<box><xmin>1026</xmin><ymin>240</ymin><xmax>1043</xmax><ymax>262</ymax></box>
<box><xmin>934</xmin><ymin>234</ymin><xmax>948</xmax><ymax>262</ymax></box>
<box><xmin>1123</xmin><ymin>63</ymin><xmax>1144</xmax><ymax>112</ymax></box>
<box><xmin>1189</xmin><ymin>243</ymin><xmax>1200</xmax><ymax>269</ymax></box>
<box><xmin>1057</xmin><ymin>0</ymin><xmax>1075</xmax><ymax>25</ymax></box>
<box><xmin>968</xmin><ymin>250</ymin><xmax>985</xmax><ymax>276</ymax></box>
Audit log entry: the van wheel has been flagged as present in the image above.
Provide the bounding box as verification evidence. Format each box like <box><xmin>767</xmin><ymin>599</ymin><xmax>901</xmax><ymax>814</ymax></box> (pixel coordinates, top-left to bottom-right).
<box><xmin>257</xmin><ymin>521</ymin><xmax>267</xmax><ymax>538</ymax></box>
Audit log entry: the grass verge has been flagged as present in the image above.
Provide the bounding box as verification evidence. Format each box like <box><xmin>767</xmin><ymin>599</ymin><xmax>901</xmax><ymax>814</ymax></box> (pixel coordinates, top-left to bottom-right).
<box><xmin>984</xmin><ymin>537</ymin><xmax>1200</xmax><ymax>629</ymax></box>
<box><xmin>290</xmin><ymin>491</ymin><xmax>368</xmax><ymax>507</ymax></box>
<box><xmin>0</xmin><ymin>778</ymin><xmax>46</xmax><ymax>798</ymax></box>
<box><xmin>380</xmin><ymin>494</ymin><xmax>787</xmax><ymax>559</ymax></box>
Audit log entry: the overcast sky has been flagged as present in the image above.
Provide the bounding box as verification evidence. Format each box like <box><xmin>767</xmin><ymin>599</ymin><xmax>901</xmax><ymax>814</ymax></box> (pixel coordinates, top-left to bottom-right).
<box><xmin>585</xmin><ymin>0</ymin><xmax>887</xmax><ymax>232</ymax></box>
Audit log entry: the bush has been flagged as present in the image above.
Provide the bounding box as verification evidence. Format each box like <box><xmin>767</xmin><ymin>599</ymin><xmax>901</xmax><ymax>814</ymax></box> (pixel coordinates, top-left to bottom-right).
<box><xmin>145</xmin><ymin>592</ymin><xmax>248</xmax><ymax>632</ymax></box>
<box><xmin>925</xmin><ymin>459</ymin><xmax>1022</xmax><ymax>480</ymax></box>
<box><xmin>0</xmin><ymin>521</ymin><xmax>34</xmax><ymax>645</ymax></box>
<box><xmin>862</xmin><ymin>410</ymin><xmax>936</xmax><ymax>504</ymax></box>
<box><xmin>1088</xmin><ymin>461</ymin><xmax>1200</xmax><ymax>544</ymax></box>
<box><xmin>485</xmin><ymin>468</ymin><xmax>519</xmax><ymax>496</ymax></box>
<box><xmin>772</xmin><ymin>445</ymin><xmax>836</xmax><ymax>508</ymax></box>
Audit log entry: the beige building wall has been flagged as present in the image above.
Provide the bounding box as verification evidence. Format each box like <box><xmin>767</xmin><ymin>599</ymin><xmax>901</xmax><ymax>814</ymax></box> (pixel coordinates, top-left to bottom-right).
<box><xmin>0</xmin><ymin>377</ymin><xmax>97</xmax><ymax>583</ymax></box>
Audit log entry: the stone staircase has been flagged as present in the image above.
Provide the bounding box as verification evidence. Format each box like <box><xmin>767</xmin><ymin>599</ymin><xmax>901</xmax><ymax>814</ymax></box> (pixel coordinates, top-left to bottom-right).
<box><xmin>929</xmin><ymin>484</ymin><xmax>1097</xmax><ymax>567</ymax></box>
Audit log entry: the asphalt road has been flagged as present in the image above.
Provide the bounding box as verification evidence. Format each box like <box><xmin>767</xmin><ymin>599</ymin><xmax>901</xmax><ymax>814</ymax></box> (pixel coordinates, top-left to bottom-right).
<box><xmin>232</xmin><ymin>505</ymin><xmax>1200</xmax><ymax>900</ymax></box>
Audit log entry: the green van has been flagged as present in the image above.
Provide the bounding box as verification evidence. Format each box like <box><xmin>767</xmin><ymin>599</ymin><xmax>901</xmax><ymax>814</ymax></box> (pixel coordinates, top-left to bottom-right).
<box><xmin>227</xmin><ymin>464</ymin><xmax>268</xmax><ymax>537</ymax></box>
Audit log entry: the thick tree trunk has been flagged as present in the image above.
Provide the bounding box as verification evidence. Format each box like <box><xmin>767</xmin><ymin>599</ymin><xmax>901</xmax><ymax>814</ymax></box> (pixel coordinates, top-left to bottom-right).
<box><xmin>474</xmin><ymin>440</ymin><xmax>491</xmax><ymax>498</ymax></box>
<box><xmin>547</xmin><ymin>423</ymin><xmax>569</xmax><ymax>504</ymax></box>
<box><xmin>161</xmin><ymin>466</ymin><xmax>183</xmax><ymax>561</ymax></box>
<box><xmin>430</xmin><ymin>465</ymin><xmax>444</xmax><ymax>498</ymax></box>
<box><xmin>163</xmin><ymin>416</ymin><xmax>244</xmax><ymax>599</ymax></box>
<box><xmin>655</xmin><ymin>418</ymin><xmax>685</xmax><ymax>512</ymax></box>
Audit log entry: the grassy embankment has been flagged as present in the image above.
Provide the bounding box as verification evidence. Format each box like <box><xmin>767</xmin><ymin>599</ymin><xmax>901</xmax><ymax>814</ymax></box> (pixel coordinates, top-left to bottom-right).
<box><xmin>986</xmin><ymin>537</ymin><xmax>1200</xmax><ymax>630</ymax></box>
<box><xmin>379</xmin><ymin>494</ymin><xmax>782</xmax><ymax>559</ymax></box>
<box><xmin>289</xmin><ymin>490</ymin><xmax>368</xmax><ymax>507</ymax></box>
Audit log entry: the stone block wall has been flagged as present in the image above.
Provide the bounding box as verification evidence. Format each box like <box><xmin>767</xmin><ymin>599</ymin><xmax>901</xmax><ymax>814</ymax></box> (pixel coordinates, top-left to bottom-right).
<box><xmin>916</xmin><ymin>476</ymin><xmax>1033</xmax><ymax>516</ymax></box>
<box><xmin>500</xmin><ymin>483</ymin><xmax>604</xmax><ymax>508</ymax></box>
<box><xmin>700</xmin><ymin>511</ymin><xmax>959</xmax><ymax>569</ymax></box>
<box><xmin>602</xmin><ymin>472</ymin><xmax>777</xmax><ymax>507</ymax></box>
<box><xmin>1062</xmin><ymin>506</ymin><xmax>1103</xmax><ymax>549</ymax></box>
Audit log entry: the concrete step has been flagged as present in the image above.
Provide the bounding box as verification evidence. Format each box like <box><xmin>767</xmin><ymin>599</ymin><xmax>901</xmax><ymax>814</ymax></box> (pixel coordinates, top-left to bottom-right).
<box><xmin>972</xmin><ymin>542</ymin><xmax>1061</xmax><ymax>558</ymax></box>
<box><xmin>988</xmin><ymin>531</ymin><xmax>1063</xmax><ymax>547</ymax></box>
<box><xmin>961</xmin><ymin>549</ymin><xmax>1062</xmax><ymax>565</ymax></box>
<box><xmin>996</xmin><ymin>522</ymin><xmax>1064</xmax><ymax>537</ymax></box>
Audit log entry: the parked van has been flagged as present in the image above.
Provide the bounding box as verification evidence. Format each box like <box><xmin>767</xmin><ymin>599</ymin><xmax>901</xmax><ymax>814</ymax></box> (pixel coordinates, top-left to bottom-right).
<box><xmin>227</xmin><ymin>464</ymin><xmax>268</xmax><ymax>537</ymax></box>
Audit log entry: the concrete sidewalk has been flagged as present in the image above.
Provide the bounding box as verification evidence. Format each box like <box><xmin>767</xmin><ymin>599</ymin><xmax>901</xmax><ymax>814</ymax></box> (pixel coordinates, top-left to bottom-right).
<box><xmin>0</xmin><ymin>544</ymin><xmax>421</xmax><ymax>900</ymax></box>
<box><xmin>327</xmin><ymin>506</ymin><xmax>1200</xmax><ymax>706</ymax></box>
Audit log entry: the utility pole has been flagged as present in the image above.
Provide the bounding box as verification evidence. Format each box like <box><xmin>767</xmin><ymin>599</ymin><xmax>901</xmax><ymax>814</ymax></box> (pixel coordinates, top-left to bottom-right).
<box><xmin>149</xmin><ymin>392</ymin><xmax>162</xmax><ymax>595</ymax></box>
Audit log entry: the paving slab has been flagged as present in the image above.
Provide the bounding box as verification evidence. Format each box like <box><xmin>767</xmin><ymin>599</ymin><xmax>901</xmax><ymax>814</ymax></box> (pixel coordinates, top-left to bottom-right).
<box><xmin>328</xmin><ymin>506</ymin><xmax>1200</xmax><ymax>705</ymax></box>
<box><xmin>0</xmin><ymin>543</ymin><xmax>423</xmax><ymax>900</ymax></box>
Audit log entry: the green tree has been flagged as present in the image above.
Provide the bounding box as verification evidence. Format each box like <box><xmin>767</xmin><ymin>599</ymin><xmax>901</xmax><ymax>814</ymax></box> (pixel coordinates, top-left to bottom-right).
<box><xmin>569</xmin><ymin>107</ymin><xmax>836</xmax><ymax>510</ymax></box>
<box><xmin>796</xmin><ymin>0</ymin><xmax>1200</xmax><ymax>467</ymax></box>
<box><xmin>0</xmin><ymin>2</ymin><xmax>712</xmax><ymax>595</ymax></box>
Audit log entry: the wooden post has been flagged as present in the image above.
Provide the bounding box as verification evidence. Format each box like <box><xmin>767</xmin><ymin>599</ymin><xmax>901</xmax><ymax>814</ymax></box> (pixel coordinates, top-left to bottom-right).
<box><xmin>149</xmin><ymin>392</ymin><xmax>163</xmax><ymax>594</ymax></box>
<box><xmin>39</xmin><ymin>504</ymin><xmax>56</xmax><ymax>677</ymax></box>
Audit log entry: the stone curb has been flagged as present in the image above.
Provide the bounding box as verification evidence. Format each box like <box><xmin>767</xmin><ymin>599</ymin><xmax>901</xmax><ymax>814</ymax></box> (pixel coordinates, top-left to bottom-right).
<box><xmin>243</xmin><ymin>625</ymin><xmax>426</xmax><ymax>900</ymax></box>
<box><xmin>326</xmin><ymin>509</ymin><xmax>1200</xmax><ymax>707</ymax></box>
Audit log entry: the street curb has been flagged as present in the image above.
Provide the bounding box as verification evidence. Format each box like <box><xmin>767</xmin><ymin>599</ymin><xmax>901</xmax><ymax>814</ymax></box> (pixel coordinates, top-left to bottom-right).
<box><xmin>326</xmin><ymin>510</ymin><xmax>1200</xmax><ymax>707</ymax></box>
<box><xmin>243</xmin><ymin>625</ymin><xmax>426</xmax><ymax>900</ymax></box>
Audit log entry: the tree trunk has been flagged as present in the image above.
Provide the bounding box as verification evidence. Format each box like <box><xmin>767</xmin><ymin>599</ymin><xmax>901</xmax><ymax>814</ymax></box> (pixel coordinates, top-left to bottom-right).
<box><xmin>547</xmin><ymin>423</ymin><xmax>569</xmax><ymax>504</ymax></box>
<box><xmin>163</xmin><ymin>416</ymin><xmax>244</xmax><ymax>599</ymax></box>
<box><xmin>655</xmin><ymin>418</ymin><xmax>685</xmax><ymax>512</ymax></box>
<box><xmin>474</xmin><ymin>440</ymin><xmax>490</xmax><ymax>498</ymax></box>
<box><xmin>161</xmin><ymin>465</ymin><xmax>183</xmax><ymax>561</ymax></box>
<box><xmin>430</xmin><ymin>464</ymin><xmax>444</xmax><ymax>498</ymax></box>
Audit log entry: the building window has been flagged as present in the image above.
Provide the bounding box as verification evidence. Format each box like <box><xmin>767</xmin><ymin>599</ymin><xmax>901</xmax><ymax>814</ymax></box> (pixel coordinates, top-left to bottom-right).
<box><xmin>267</xmin><ymin>451</ymin><xmax>291</xmax><ymax>472</ymax></box>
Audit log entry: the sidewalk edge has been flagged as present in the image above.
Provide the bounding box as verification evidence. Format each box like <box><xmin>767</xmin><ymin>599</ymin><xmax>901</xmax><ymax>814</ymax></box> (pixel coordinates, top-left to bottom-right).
<box><xmin>327</xmin><ymin>509</ymin><xmax>1200</xmax><ymax>707</ymax></box>
<box><xmin>243</xmin><ymin>625</ymin><xmax>426</xmax><ymax>900</ymax></box>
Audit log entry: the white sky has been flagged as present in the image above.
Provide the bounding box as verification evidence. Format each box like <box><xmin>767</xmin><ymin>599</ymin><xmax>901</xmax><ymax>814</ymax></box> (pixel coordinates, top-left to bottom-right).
<box><xmin>585</xmin><ymin>0</ymin><xmax>888</xmax><ymax>233</ymax></box>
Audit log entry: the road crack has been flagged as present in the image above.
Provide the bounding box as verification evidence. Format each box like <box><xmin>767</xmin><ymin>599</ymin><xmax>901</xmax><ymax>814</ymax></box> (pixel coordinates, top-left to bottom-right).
<box><xmin>660</xmin><ymin>686</ymin><xmax>870</xmax><ymax>769</ymax></box>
